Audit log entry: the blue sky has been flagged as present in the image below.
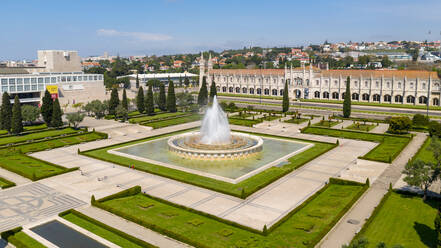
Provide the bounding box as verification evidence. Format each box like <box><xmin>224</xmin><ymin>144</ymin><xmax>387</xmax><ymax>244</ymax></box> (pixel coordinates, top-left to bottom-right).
<box><xmin>1</xmin><ymin>0</ymin><xmax>441</xmax><ymax>60</ymax></box>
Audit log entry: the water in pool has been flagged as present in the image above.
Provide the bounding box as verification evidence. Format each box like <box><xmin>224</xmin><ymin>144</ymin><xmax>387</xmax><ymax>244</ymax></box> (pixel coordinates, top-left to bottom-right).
<box><xmin>115</xmin><ymin>136</ymin><xmax>310</xmax><ymax>180</ymax></box>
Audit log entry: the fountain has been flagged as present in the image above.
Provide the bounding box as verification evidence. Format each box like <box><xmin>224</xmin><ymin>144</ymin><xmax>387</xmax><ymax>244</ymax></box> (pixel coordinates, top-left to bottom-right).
<box><xmin>167</xmin><ymin>96</ymin><xmax>263</xmax><ymax>160</ymax></box>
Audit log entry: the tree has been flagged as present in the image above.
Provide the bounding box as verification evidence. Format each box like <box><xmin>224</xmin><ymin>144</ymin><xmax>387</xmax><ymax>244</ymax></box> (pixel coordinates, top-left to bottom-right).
<box><xmin>115</xmin><ymin>104</ymin><xmax>128</xmax><ymax>121</ymax></box>
<box><xmin>403</xmin><ymin>159</ymin><xmax>438</xmax><ymax>200</ymax></box>
<box><xmin>121</xmin><ymin>88</ymin><xmax>128</xmax><ymax>110</ymax></box>
<box><xmin>412</xmin><ymin>114</ymin><xmax>429</xmax><ymax>127</ymax></box>
<box><xmin>11</xmin><ymin>95</ymin><xmax>23</xmax><ymax>134</ymax></box>
<box><xmin>158</xmin><ymin>83</ymin><xmax>167</xmax><ymax>111</ymax></box>
<box><xmin>343</xmin><ymin>76</ymin><xmax>351</xmax><ymax>118</ymax></box>
<box><xmin>184</xmin><ymin>77</ymin><xmax>190</xmax><ymax>87</ymax></box>
<box><xmin>176</xmin><ymin>92</ymin><xmax>194</xmax><ymax>112</ymax></box>
<box><xmin>145</xmin><ymin>83</ymin><xmax>154</xmax><ymax>115</ymax></box>
<box><xmin>0</xmin><ymin>92</ymin><xmax>12</xmax><ymax>132</ymax></box>
<box><xmin>209</xmin><ymin>80</ymin><xmax>217</xmax><ymax>102</ymax></box>
<box><xmin>66</xmin><ymin>112</ymin><xmax>85</xmax><ymax>129</ymax></box>
<box><xmin>21</xmin><ymin>105</ymin><xmax>40</xmax><ymax>124</ymax></box>
<box><xmin>109</xmin><ymin>88</ymin><xmax>120</xmax><ymax>116</ymax></box>
<box><xmin>51</xmin><ymin>98</ymin><xmax>63</xmax><ymax>128</ymax></box>
<box><xmin>342</xmin><ymin>237</ymin><xmax>369</xmax><ymax>248</ymax></box>
<box><xmin>135</xmin><ymin>74</ymin><xmax>140</xmax><ymax>89</ymax></box>
<box><xmin>381</xmin><ymin>55</ymin><xmax>392</xmax><ymax>68</ymax></box>
<box><xmin>429</xmin><ymin>137</ymin><xmax>441</xmax><ymax>168</ymax></box>
<box><xmin>388</xmin><ymin>116</ymin><xmax>412</xmax><ymax>134</ymax></box>
<box><xmin>85</xmin><ymin>100</ymin><xmax>107</xmax><ymax>119</ymax></box>
<box><xmin>197</xmin><ymin>76</ymin><xmax>208</xmax><ymax>106</ymax></box>
<box><xmin>136</xmin><ymin>86</ymin><xmax>145</xmax><ymax>113</ymax></box>
<box><xmin>167</xmin><ymin>81</ymin><xmax>177</xmax><ymax>112</ymax></box>
<box><xmin>429</xmin><ymin>121</ymin><xmax>441</xmax><ymax>137</ymax></box>
<box><xmin>282</xmin><ymin>80</ymin><xmax>289</xmax><ymax>112</ymax></box>
<box><xmin>41</xmin><ymin>90</ymin><xmax>53</xmax><ymax>126</ymax></box>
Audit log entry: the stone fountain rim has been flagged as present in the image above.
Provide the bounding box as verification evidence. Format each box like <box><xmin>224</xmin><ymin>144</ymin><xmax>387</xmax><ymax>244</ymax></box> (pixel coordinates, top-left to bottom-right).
<box><xmin>167</xmin><ymin>131</ymin><xmax>263</xmax><ymax>155</ymax></box>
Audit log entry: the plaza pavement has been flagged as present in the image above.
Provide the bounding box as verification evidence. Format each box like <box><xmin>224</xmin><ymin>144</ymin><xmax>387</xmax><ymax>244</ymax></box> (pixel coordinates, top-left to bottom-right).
<box><xmin>30</xmin><ymin>121</ymin><xmax>378</xmax><ymax>231</ymax></box>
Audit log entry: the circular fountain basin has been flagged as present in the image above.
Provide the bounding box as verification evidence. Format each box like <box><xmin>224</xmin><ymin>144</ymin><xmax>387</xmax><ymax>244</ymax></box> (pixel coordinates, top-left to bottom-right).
<box><xmin>168</xmin><ymin>131</ymin><xmax>263</xmax><ymax>160</ymax></box>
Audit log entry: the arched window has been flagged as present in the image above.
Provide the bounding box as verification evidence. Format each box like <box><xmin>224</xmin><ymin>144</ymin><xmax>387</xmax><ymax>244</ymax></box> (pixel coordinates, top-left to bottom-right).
<box><xmin>354</xmin><ymin>81</ymin><xmax>358</xmax><ymax>87</ymax></box>
<box><xmin>352</xmin><ymin>93</ymin><xmax>359</xmax><ymax>100</ymax></box>
<box><xmin>272</xmin><ymin>89</ymin><xmax>278</xmax><ymax>96</ymax></box>
<box><xmin>386</xmin><ymin>82</ymin><xmax>390</xmax><ymax>88</ymax></box>
<box><xmin>256</xmin><ymin>88</ymin><xmax>261</xmax><ymax>94</ymax></box>
<box><xmin>323</xmin><ymin>91</ymin><xmax>329</xmax><ymax>99</ymax></box>
<box><xmin>222</xmin><ymin>86</ymin><xmax>227</xmax><ymax>92</ymax></box>
<box><xmin>235</xmin><ymin>87</ymin><xmax>240</xmax><ymax>93</ymax></box>
<box><xmin>373</xmin><ymin>94</ymin><xmax>380</xmax><ymax>102</ymax></box>
<box><xmin>422</xmin><ymin>83</ymin><xmax>426</xmax><ymax>89</ymax></box>
<box><xmin>410</xmin><ymin>82</ymin><xmax>414</xmax><ymax>89</ymax></box>
<box><xmin>384</xmin><ymin>94</ymin><xmax>391</xmax><ymax>102</ymax></box>
<box><xmin>419</xmin><ymin>96</ymin><xmax>427</xmax><ymax>104</ymax></box>
<box><xmin>406</xmin><ymin>95</ymin><xmax>415</xmax><ymax>103</ymax></box>
<box><xmin>342</xmin><ymin>92</ymin><xmax>345</xmax><ymax>99</ymax></box>
<box><xmin>433</xmin><ymin>98</ymin><xmax>439</xmax><ymax>106</ymax></box>
<box><xmin>362</xmin><ymin>93</ymin><xmax>370</xmax><ymax>101</ymax></box>
<box><xmin>229</xmin><ymin>87</ymin><xmax>233</xmax><ymax>93</ymax></box>
<box><xmin>316</xmin><ymin>80</ymin><xmax>320</xmax><ymax>86</ymax></box>
<box><xmin>216</xmin><ymin>86</ymin><xmax>220</xmax><ymax>92</ymax></box>
<box><xmin>334</xmin><ymin>80</ymin><xmax>338</xmax><ymax>86</ymax></box>
<box><xmin>280</xmin><ymin>89</ymin><xmax>284</xmax><ymax>96</ymax></box>
<box><xmin>249</xmin><ymin>88</ymin><xmax>254</xmax><ymax>94</ymax></box>
<box><xmin>242</xmin><ymin>87</ymin><xmax>247</xmax><ymax>94</ymax></box>
<box><xmin>395</xmin><ymin>95</ymin><xmax>403</xmax><ymax>103</ymax></box>
<box><xmin>314</xmin><ymin>91</ymin><xmax>320</xmax><ymax>98</ymax></box>
<box><xmin>434</xmin><ymin>83</ymin><xmax>440</xmax><ymax>90</ymax></box>
<box><xmin>375</xmin><ymin>81</ymin><xmax>379</xmax><ymax>87</ymax></box>
<box><xmin>398</xmin><ymin>82</ymin><xmax>402</xmax><ymax>89</ymax></box>
<box><xmin>264</xmin><ymin>88</ymin><xmax>269</xmax><ymax>95</ymax></box>
<box><xmin>364</xmin><ymin>81</ymin><xmax>368</xmax><ymax>87</ymax></box>
<box><xmin>294</xmin><ymin>89</ymin><xmax>301</xmax><ymax>98</ymax></box>
<box><xmin>332</xmin><ymin>92</ymin><xmax>339</xmax><ymax>99</ymax></box>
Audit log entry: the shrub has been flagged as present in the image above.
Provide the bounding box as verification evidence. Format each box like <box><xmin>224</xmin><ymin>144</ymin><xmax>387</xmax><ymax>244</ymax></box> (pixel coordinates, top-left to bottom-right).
<box><xmin>388</xmin><ymin>116</ymin><xmax>411</xmax><ymax>134</ymax></box>
<box><xmin>428</xmin><ymin>121</ymin><xmax>441</xmax><ymax>137</ymax></box>
<box><xmin>412</xmin><ymin>114</ymin><xmax>429</xmax><ymax>127</ymax></box>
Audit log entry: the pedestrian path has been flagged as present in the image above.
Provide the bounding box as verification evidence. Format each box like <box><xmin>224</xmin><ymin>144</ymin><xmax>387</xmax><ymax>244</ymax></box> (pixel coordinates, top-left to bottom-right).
<box><xmin>318</xmin><ymin>132</ymin><xmax>427</xmax><ymax>248</ymax></box>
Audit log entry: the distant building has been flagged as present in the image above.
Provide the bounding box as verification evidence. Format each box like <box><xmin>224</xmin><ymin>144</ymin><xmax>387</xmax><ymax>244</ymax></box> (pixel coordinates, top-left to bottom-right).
<box><xmin>37</xmin><ymin>50</ymin><xmax>82</xmax><ymax>72</ymax></box>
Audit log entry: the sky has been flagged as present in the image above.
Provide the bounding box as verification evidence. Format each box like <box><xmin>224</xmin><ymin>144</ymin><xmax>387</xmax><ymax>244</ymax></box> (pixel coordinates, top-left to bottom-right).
<box><xmin>1</xmin><ymin>0</ymin><xmax>441</xmax><ymax>60</ymax></box>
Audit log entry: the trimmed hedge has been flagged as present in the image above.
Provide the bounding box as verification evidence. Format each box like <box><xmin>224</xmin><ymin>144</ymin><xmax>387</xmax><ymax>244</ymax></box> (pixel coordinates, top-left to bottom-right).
<box><xmin>93</xmin><ymin>178</ymin><xmax>368</xmax><ymax>248</ymax></box>
<box><xmin>1</xmin><ymin>227</ymin><xmax>45</xmax><ymax>248</ymax></box>
<box><xmin>0</xmin><ymin>177</ymin><xmax>16</xmax><ymax>189</ymax></box>
<box><xmin>59</xmin><ymin>209</ymin><xmax>157</xmax><ymax>248</ymax></box>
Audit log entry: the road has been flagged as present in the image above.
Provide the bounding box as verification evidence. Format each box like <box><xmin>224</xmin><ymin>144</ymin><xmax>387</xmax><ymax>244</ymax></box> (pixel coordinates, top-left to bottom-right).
<box><xmin>217</xmin><ymin>96</ymin><xmax>441</xmax><ymax>117</ymax></box>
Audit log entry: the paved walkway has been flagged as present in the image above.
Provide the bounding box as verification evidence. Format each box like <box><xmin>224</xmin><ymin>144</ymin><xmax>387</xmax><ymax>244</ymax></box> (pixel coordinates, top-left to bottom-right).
<box><xmin>32</xmin><ymin>122</ymin><xmax>377</xmax><ymax>230</ymax></box>
<box><xmin>0</xmin><ymin>167</ymin><xmax>30</xmax><ymax>187</ymax></box>
<box><xmin>317</xmin><ymin>132</ymin><xmax>427</xmax><ymax>248</ymax></box>
<box><xmin>78</xmin><ymin>206</ymin><xmax>190</xmax><ymax>248</ymax></box>
<box><xmin>371</xmin><ymin>123</ymin><xmax>389</xmax><ymax>134</ymax></box>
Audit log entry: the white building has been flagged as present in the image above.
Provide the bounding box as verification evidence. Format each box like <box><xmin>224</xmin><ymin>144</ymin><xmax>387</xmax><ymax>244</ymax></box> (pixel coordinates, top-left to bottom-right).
<box><xmin>199</xmin><ymin>54</ymin><xmax>441</xmax><ymax>106</ymax></box>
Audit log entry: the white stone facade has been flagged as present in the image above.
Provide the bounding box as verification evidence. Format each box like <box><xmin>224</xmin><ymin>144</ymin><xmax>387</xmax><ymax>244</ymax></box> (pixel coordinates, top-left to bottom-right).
<box><xmin>200</xmin><ymin>64</ymin><xmax>441</xmax><ymax>106</ymax></box>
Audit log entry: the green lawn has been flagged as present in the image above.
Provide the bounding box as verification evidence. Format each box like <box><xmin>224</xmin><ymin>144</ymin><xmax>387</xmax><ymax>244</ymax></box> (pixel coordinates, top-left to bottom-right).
<box><xmin>96</xmin><ymin>182</ymin><xmax>366</xmax><ymax>248</ymax></box>
<box><xmin>302</xmin><ymin>127</ymin><xmax>411</xmax><ymax>163</ymax></box>
<box><xmin>284</xmin><ymin>118</ymin><xmax>309</xmax><ymax>124</ymax></box>
<box><xmin>1</xmin><ymin>228</ymin><xmax>46</xmax><ymax>248</ymax></box>
<box><xmin>82</xmin><ymin>131</ymin><xmax>335</xmax><ymax>198</ymax></box>
<box><xmin>345</xmin><ymin>123</ymin><xmax>377</xmax><ymax>132</ymax></box>
<box><xmin>143</xmin><ymin>114</ymin><xmax>201</xmax><ymax>129</ymax></box>
<box><xmin>61</xmin><ymin>210</ymin><xmax>156</xmax><ymax>248</ymax></box>
<box><xmin>0</xmin><ymin>176</ymin><xmax>16</xmax><ymax>189</ymax></box>
<box><xmin>228</xmin><ymin>118</ymin><xmax>261</xmax><ymax>127</ymax></box>
<box><xmin>0</xmin><ymin>128</ymin><xmax>79</xmax><ymax>146</ymax></box>
<box><xmin>0</xmin><ymin>132</ymin><xmax>106</xmax><ymax>180</ymax></box>
<box><xmin>216</xmin><ymin>92</ymin><xmax>283</xmax><ymax>100</ymax></box>
<box><xmin>23</xmin><ymin>123</ymin><xmax>48</xmax><ymax>131</ymax></box>
<box><xmin>356</xmin><ymin>192</ymin><xmax>438</xmax><ymax>248</ymax></box>
<box><xmin>129</xmin><ymin>112</ymin><xmax>187</xmax><ymax>124</ymax></box>
<box><xmin>258</xmin><ymin>115</ymin><xmax>281</xmax><ymax>122</ymax></box>
<box><xmin>412</xmin><ymin>136</ymin><xmax>435</xmax><ymax>163</ymax></box>
<box><xmin>312</xmin><ymin>120</ymin><xmax>340</xmax><ymax>128</ymax></box>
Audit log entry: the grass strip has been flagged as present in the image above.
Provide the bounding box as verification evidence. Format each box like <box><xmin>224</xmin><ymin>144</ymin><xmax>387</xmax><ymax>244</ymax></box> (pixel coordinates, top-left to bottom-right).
<box><xmin>0</xmin><ymin>176</ymin><xmax>16</xmax><ymax>189</ymax></box>
<box><xmin>1</xmin><ymin>227</ymin><xmax>46</xmax><ymax>248</ymax></box>
<box><xmin>302</xmin><ymin>126</ymin><xmax>411</xmax><ymax>163</ymax></box>
<box><xmin>60</xmin><ymin>209</ymin><xmax>157</xmax><ymax>248</ymax></box>
<box><xmin>142</xmin><ymin>114</ymin><xmax>201</xmax><ymax>129</ymax></box>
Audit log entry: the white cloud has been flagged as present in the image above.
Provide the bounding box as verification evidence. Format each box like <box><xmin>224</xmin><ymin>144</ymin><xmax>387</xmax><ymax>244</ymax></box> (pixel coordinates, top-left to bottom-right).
<box><xmin>96</xmin><ymin>29</ymin><xmax>172</xmax><ymax>41</ymax></box>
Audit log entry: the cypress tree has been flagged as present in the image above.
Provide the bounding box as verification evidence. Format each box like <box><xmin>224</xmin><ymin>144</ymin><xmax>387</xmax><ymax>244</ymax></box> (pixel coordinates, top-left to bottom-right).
<box><xmin>145</xmin><ymin>83</ymin><xmax>154</xmax><ymax>115</ymax></box>
<box><xmin>1</xmin><ymin>92</ymin><xmax>12</xmax><ymax>132</ymax></box>
<box><xmin>198</xmin><ymin>76</ymin><xmax>208</xmax><ymax>106</ymax></box>
<box><xmin>51</xmin><ymin>98</ymin><xmax>63</xmax><ymax>128</ymax></box>
<box><xmin>184</xmin><ymin>76</ymin><xmax>190</xmax><ymax>87</ymax></box>
<box><xmin>209</xmin><ymin>80</ymin><xmax>217</xmax><ymax>102</ymax></box>
<box><xmin>122</xmin><ymin>88</ymin><xmax>128</xmax><ymax>110</ymax></box>
<box><xmin>136</xmin><ymin>86</ymin><xmax>145</xmax><ymax>113</ymax></box>
<box><xmin>282</xmin><ymin>80</ymin><xmax>289</xmax><ymax>112</ymax></box>
<box><xmin>41</xmin><ymin>90</ymin><xmax>53</xmax><ymax>126</ymax></box>
<box><xmin>343</xmin><ymin>76</ymin><xmax>351</xmax><ymax>118</ymax></box>
<box><xmin>11</xmin><ymin>95</ymin><xmax>23</xmax><ymax>134</ymax></box>
<box><xmin>135</xmin><ymin>74</ymin><xmax>140</xmax><ymax>88</ymax></box>
<box><xmin>167</xmin><ymin>81</ymin><xmax>177</xmax><ymax>112</ymax></box>
<box><xmin>109</xmin><ymin>88</ymin><xmax>119</xmax><ymax>116</ymax></box>
<box><xmin>158</xmin><ymin>83</ymin><xmax>167</xmax><ymax>111</ymax></box>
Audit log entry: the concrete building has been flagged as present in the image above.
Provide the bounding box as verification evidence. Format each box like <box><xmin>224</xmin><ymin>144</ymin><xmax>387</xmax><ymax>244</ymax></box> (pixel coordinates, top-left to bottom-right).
<box><xmin>0</xmin><ymin>50</ymin><xmax>106</xmax><ymax>107</ymax></box>
<box><xmin>199</xmin><ymin>54</ymin><xmax>441</xmax><ymax>106</ymax></box>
